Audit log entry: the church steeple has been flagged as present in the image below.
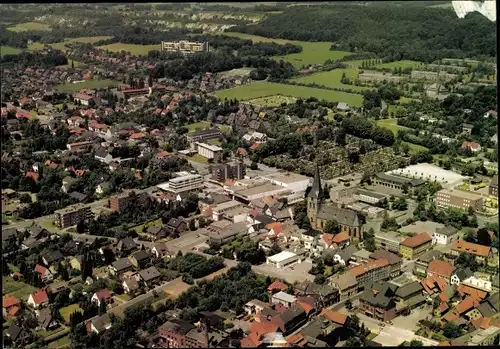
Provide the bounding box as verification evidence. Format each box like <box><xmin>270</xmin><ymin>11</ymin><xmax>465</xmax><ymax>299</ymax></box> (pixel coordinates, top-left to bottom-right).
<box><xmin>308</xmin><ymin>163</ymin><xmax>324</xmax><ymax>200</ymax></box>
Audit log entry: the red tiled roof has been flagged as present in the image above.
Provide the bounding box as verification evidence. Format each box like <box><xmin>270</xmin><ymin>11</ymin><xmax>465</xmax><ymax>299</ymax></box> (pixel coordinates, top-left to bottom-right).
<box><xmin>241</xmin><ymin>332</ymin><xmax>262</xmax><ymax>348</ymax></box>
<box><xmin>95</xmin><ymin>289</ymin><xmax>112</xmax><ymax>301</ymax></box>
<box><xmin>401</xmin><ymin>232</ymin><xmax>432</xmax><ymax>248</ymax></box>
<box><xmin>26</xmin><ymin>171</ymin><xmax>40</xmax><ymax>182</ymax></box>
<box><xmin>427</xmin><ymin>260</ymin><xmax>455</xmax><ymax>278</ymax></box>
<box><xmin>322</xmin><ymin>309</ymin><xmax>348</xmax><ymax>325</ymax></box>
<box><xmin>2</xmin><ymin>296</ymin><xmax>21</xmax><ymax>309</ymax></box>
<box><xmin>333</xmin><ymin>231</ymin><xmax>350</xmax><ymax>243</ymax></box>
<box><xmin>31</xmin><ymin>289</ymin><xmax>49</xmax><ymax>305</ymax></box>
<box><xmin>129</xmin><ymin>132</ymin><xmax>146</xmax><ymax>139</ymax></box>
<box><xmin>267</xmin><ymin>281</ymin><xmax>288</xmax><ymax>293</ymax></box>
<box><xmin>456</xmin><ymin>284</ymin><xmax>487</xmax><ymax>301</ymax></box>
<box><xmin>250</xmin><ymin>143</ymin><xmax>262</xmax><ymax>150</ymax></box>
<box><xmin>7</xmin><ymin>306</ymin><xmax>20</xmax><ymax>317</ymax></box>
<box><xmin>349</xmin><ymin>259</ymin><xmax>389</xmax><ymax>277</ymax></box>
<box><xmin>443</xmin><ymin>311</ymin><xmax>459</xmax><ymax>322</ymax></box>
<box><xmin>461</xmin><ymin>141</ymin><xmax>480</xmax><ymax>150</ymax></box>
<box><xmin>287</xmin><ymin>333</ymin><xmax>308</xmax><ymax>347</ymax></box>
<box><xmin>456</xmin><ymin>296</ymin><xmax>480</xmax><ymax>315</ymax></box>
<box><xmin>249</xmin><ymin>208</ymin><xmax>259</xmax><ymax>217</ymax></box>
<box><xmin>452</xmin><ymin>240</ymin><xmax>491</xmax><ymax>258</ymax></box>
<box><xmin>34</xmin><ymin>264</ymin><xmax>48</xmax><ymax>275</ymax></box>
<box><xmin>439</xmin><ymin>302</ymin><xmax>449</xmax><ymax>312</ymax></box>
<box><xmin>472</xmin><ymin>316</ymin><xmax>492</xmax><ymax>330</ymax></box>
<box><xmin>266</xmin><ymin>222</ymin><xmax>283</xmax><ymax>235</ymax></box>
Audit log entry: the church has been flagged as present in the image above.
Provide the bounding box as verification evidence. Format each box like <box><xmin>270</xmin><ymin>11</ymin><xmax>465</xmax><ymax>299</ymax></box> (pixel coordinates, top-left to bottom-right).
<box><xmin>307</xmin><ymin>165</ymin><xmax>363</xmax><ymax>239</ymax></box>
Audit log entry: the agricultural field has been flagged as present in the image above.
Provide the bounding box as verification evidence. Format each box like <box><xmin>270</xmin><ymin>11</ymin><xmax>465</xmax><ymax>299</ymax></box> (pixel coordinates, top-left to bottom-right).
<box><xmin>215</xmin><ymin>82</ymin><xmax>364</xmax><ymax>106</ymax></box>
<box><xmin>290</xmin><ymin>68</ymin><xmax>373</xmax><ymax>92</ymax></box>
<box><xmin>376</xmin><ymin>60</ymin><xmax>424</xmax><ymax>70</ymax></box>
<box><xmin>28</xmin><ymin>36</ymin><xmax>114</xmax><ymax>51</ymax></box>
<box><xmin>247</xmin><ymin>95</ymin><xmax>297</xmax><ymax>107</ymax></box>
<box><xmin>218</xmin><ymin>32</ymin><xmax>351</xmax><ymax>68</ymax></box>
<box><xmin>1</xmin><ymin>45</ymin><xmax>22</xmax><ymax>57</ymax></box>
<box><xmin>55</xmin><ymin>79</ymin><xmax>119</xmax><ymax>93</ymax></box>
<box><xmin>7</xmin><ymin>22</ymin><xmax>52</xmax><ymax>32</ymax></box>
<box><xmin>98</xmin><ymin>43</ymin><xmax>160</xmax><ymax>56</ymax></box>
<box><xmin>59</xmin><ymin>304</ymin><xmax>83</xmax><ymax>323</ymax></box>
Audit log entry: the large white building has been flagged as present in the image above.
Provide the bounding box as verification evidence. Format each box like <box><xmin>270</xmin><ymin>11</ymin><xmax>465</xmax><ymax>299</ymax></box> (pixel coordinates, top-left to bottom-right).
<box><xmin>195</xmin><ymin>142</ymin><xmax>223</xmax><ymax>162</ymax></box>
<box><xmin>161</xmin><ymin>40</ymin><xmax>208</xmax><ymax>54</ymax></box>
<box><xmin>157</xmin><ymin>174</ymin><xmax>203</xmax><ymax>195</ymax></box>
<box><xmin>260</xmin><ymin>171</ymin><xmax>311</xmax><ymax>193</ymax></box>
<box><xmin>266</xmin><ymin>251</ymin><xmax>300</xmax><ymax>269</ymax></box>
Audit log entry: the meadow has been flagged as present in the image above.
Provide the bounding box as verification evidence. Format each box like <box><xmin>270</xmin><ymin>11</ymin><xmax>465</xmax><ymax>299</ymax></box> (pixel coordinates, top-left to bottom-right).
<box><xmin>376</xmin><ymin>118</ymin><xmax>410</xmax><ymax>135</ymax></box>
<box><xmin>98</xmin><ymin>43</ymin><xmax>160</xmax><ymax>56</ymax></box>
<box><xmin>290</xmin><ymin>68</ymin><xmax>374</xmax><ymax>92</ymax></box>
<box><xmin>28</xmin><ymin>36</ymin><xmax>114</xmax><ymax>52</ymax></box>
<box><xmin>55</xmin><ymin>79</ymin><xmax>119</xmax><ymax>93</ymax></box>
<box><xmin>218</xmin><ymin>67</ymin><xmax>254</xmax><ymax>77</ymax></box>
<box><xmin>376</xmin><ymin>60</ymin><xmax>424</xmax><ymax>70</ymax></box>
<box><xmin>1</xmin><ymin>46</ymin><xmax>22</xmax><ymax>57</ymax></box>
<box><xmin>216</xmin><ymin>32</ymin><xmax>352</xmax><ymax>68</ymax></box>
<box><xmin>247</xmin><ymin>95</ymin><xmax>297</xmax><ymax>107</ymax></box>
<box><xmin>7</xmin><ymin>22</ymin><xmax>52</xmax><ymax>32</ymax></box>
<box><xmin>215</xmin><ymin>82</ymin><xmax>363</xmax><ymax>106</ymax></box>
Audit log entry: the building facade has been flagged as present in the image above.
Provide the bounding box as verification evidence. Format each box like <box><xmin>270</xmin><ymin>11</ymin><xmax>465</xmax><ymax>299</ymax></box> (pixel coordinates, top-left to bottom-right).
<box><xmin>374</xmin><ymin>231</ymin><xmax>404</xmax><ymax>254</ymax></box>
<box><xmin>211</xmin><ymin>161</ymin><xmax>245</xmax><ymax>182</ymax></box>
<box><xmin>489</xmin><ymin>175</ymin><xmax>498</xmax><ymax>197</ymax></box>
<box><xmin>109</xmin><ymin>190</ymin><xmax>147</xmax><ymax>212</ymax></box>
<box><xmin>435</xmin><ymin>188</ymin><xmax>483</xmax><ymax>211</ymax></box>
<box><xmin>161</xmin><ymin>174</ymin><xmax>204</xmax><ymax>195</ymax></box>
<box><xmin>161</xmin><ymin>40</ymin><xmax>208</xmax><ymax>54</ymax></box>
<box><xmin>54</xmin><ymin>204</ymin><xmax>92</xmax><ymax>228</ymax></box>
<box><xmin>194</xmin><ymin>142</ymin><xmax>223</xmax><ymax>162</ymax></box>
<box><xmin>399</xmin><ymin>233</ymin><xmax>432</xmax><ymax>260</ymax></box>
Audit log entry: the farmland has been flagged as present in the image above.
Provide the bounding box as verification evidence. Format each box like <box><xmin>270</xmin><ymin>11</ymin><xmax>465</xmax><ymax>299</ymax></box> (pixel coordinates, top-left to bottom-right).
<box><xmin>247</xmin><ymin>95</ymin><xmax>297</xmax><ymax>107</ymax></box>
<box><xmin>217</xmin><ymin>32</ymin><xmax>352</xmax><ymax>68</ymax></box>
<box><xmin>55</xmin><ymin>79</ymin><xmax>119</xmax><ymax>93</ymax></box>
<box><xmin>215</xmin><ymin>82</ymin><xmax>363</xmax><ymax>106</ymax></box>
<box><xmin>28</xmin><ymin>36</ymin><xmax>114</xmax><ymax>52</ymax></box>
<box><xmin>290</xmin><ymin>68</ymin><xmax>374</xmax><ymax>92</ymax></box>
<box><xmin>98</xmin><ymin>43</ymin><xmax>160</xmax><ymax>56</ymax></box>
<box><xmin>7</xmin><ymin>22</ymin><xmax>52</xmax><ymax>32</ymax></box>
<box><xmin>1</xmin><ymin>46</ymin><xmax>22</xmax><ymax>57</ymax></box>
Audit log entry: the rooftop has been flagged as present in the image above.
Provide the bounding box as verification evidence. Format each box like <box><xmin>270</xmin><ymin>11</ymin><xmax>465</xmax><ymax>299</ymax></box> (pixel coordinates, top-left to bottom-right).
<box><xmin>349</xmin><ymin>259</ymin><xmax>389</xmax><ymax>277</ymax></box>
<box><xmin>401</xmin><ymin>232</ymin><xmax>432</xmax><ymax>248</ymax></box>
<box><xmin>196</xmin><ymin>142</ymin><xmax>223</xmax><ymax>152</ymax></box>
<box><xmin>437</xmin><ymin>188</ymin><xmax>483</xmax><ymax>200</ymax></box>
<box><xmin>387</xmin><ymin>163</ymin><xmax>468</xmax><ymax>187</ymax></box>
<box><xmin>268</xmin><ymin>251</ymin><xmax>297</xmax><ymax>263</ymax></box>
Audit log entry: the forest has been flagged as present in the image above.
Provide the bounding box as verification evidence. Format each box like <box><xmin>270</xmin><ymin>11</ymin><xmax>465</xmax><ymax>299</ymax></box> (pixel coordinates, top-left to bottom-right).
<box><xmin>229</xmin><ymin>4</ymin><xmax>497</xmax><ymax>62</ymax></box>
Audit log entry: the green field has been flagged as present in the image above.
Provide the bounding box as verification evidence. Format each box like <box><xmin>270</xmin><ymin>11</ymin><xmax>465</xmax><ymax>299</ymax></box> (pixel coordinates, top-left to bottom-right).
<box><xmin>3</xmin><ymin>279</ymin><xmax>36</xmax><ymax>300</ymax></box>
<box><xmin>28</xmin><ymin>36</ymin><xmax>114</xmax><ymax>52</ymax></box>
<box><xmin>377</xmin><ymin>60</ymin><xmax>424</xmax><ymax>70</ymax></box>
<box><xmin>376</xmin><ymin>118</ymin><xmax>410</xmax><ymax>135</ymax></box>
<box><xmin>48</xmin><ymin>335</ymin><xmax>70</xmax><ymax>349</ymax></box>
<box><xmin>189</xmin><ymin>154</ymin><xmax>209</xmax><ymax>164</ymax></box>
<box><xmin>56</xmin><ymin>79</ymin><xmax>119</xmax><ymax>92</ymax></box>
<box><xmin>218</xmin><ymin>32</ymin><xmax>351</xmax><ymax>68</ymax></box>
<box><xmin>1</xmin><ymin>46</ymin><xmax>22</xmax><ymax>57</ymax></box>
<box><xmin>290</xmin><ymin>68</ymin><xmax>373</xmax><ymax>92</ymax></box>
<box><xmin>186</xmin><ymin>121</ymin><xmax>211</xmax><ymax>132</ymax></box>
<box><xmin>248</xmin><ymin>95</ymin><xmax>297</xmax><ymax>107</ymax></box>
<box><xmin>59</xmin><ymin>304</ymin><xmax>83</xmax><ymax>323</ymax></box>
<box><xmin>218</xmin><ymin>67</ymin><xmax>254</xmax><ymax>77</ymax></box>
<box><xmin>132</xmin><ymin>218</ymin><xmax>163</xmax><ymax>233</ymax></box>
<box><xmin>7</xmin><ymin>22</ymin><xmax>52</xmax><ymax>32</ymax></box>
<box><xmin>98</xmin><ymin>43</ymin><xmax>159</xmax><ymax>56</ymax></box>
<box><xmin>215</xmin><ymin>82</ymin><xmax>363</xmax><ymax>106</ymax></box>
<box><xmin>403</xmin><ymin>141</ymin><xmax>429</xmax><ymax>153</ymax></box>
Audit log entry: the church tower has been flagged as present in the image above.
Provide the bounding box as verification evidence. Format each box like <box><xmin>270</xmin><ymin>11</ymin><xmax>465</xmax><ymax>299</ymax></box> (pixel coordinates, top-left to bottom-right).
<box><xmin>307</xmin><ymin>163</ymin><xmax>324</xmax><ymax>227</ymax></box>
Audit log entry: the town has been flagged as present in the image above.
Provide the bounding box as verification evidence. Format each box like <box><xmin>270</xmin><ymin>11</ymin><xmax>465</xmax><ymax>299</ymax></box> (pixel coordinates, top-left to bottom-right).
<box><xmin>1</xmin><ymin>2</ymin><xmax>499</xmax><ymax>349</ymax></box>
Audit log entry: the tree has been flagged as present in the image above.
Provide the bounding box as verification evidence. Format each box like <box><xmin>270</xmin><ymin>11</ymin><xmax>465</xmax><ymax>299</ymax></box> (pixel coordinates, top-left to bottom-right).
<box><xmin>98</xmin><ymin>300</ymin><xmax>107</xmax><ymax>315</ymax></box>
<box><xmin>443</xmin><ymin>322</ymin><xmax>462</xmax><ymax>339</ymax></box>
<box><xmin>360</xmin><ymin>171</ymin><xmax>372</xmax><ymax>185</ymax></box>
<box><xmin>188</xmin><ymin>219</ymin><xmax>196</xmax><ymax>231</ymax></box>
<box><xmin>250</xmin><ymin>161</ymin><xmax>258</xmax><ymax>170</ymax></box>
<box><xmin>314</xmin><ymin>274</ymin><xmax>326</xmax><ymax>284</ymax></box>
<box><xmin>476</xmin><ymin>228</ymin><xmax>492</xmax><ymax>247</ymax></box>
<box><xmin>323</xmin><ymin>220</ymin><xmax>340</xmax><ymax>235</ymax></box>
<box><xmin>345</xmin><ymin>299</ymin><xmax>353</xmax><ymax>310</ymax></box>
<box><xmin>19</xmin><ymin>193</ymin><xmax>32</xmax><ymax>204</ymax></box>
<box><xmin>409</xmin><ymin>340</ymin><xmax>423</xmax><ymax>346</ymax></box>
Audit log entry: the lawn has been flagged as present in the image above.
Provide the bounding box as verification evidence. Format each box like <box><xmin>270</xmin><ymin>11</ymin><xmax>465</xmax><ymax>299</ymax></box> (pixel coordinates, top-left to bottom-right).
<box><xmin>28</xmin><ymin>36</ymin><xmax>114</xmax><ymax>52</ymax></box>
<box><xmin>248</xmin><ymin>95</ymin><xmax>297</xmax><ymax>107</ymax></box>
<box><xmin>48</xmin><ymin>335</ymin><xmax>71</xmax><ymax>349</ymax></box>
<box><xmin>403</xmin><ymin>141</ymin><xmax>429</xmax><ymax>153</ymax></box>
<box><xmin>218</xmin><ymin>67</ymin><xmax>254</xmax><ymax>77</ymax></box>
<box><xmin>376</xmin><ymin>118</ymin><xmax>410</xmax><ymax>135</ymax></box>
<box><xmin>218</xmin><ymin>32</ymin><xmax>352</xmax><ymax>68</ymax></box>
<box><xmin>98</xmin><ymin>43</ymin><xmax>159</xmax><ymax>56</ymax></box>
<box><xmin>132</xmin><ymin>218</ymin><xmax>163</xmax><ymax>233</ymax></box>
<box><xmin>7</xmin><ymin>22</ymin><xmax>52</xmax><ymax>32</ymax></box>
<box><xmin>37</xmin><ymin>328</ymin><xmax>65</xmax><ymax>338</ymax></box>
<box><xmin>41</xmin><ymin>219</ymin><xmax>56</xmax><ymax>230</ymax></box>
<box><xmin>59</xmin><ymin>304</ymin><xmax>83</xmax><ymax>323</ymax></box>
<box><xmin>186</xmin><ymin>121</ymin><xmax>211</xmax><ymax>132</ymax></box>
<box><xmin>1</xmin><ymin>46</ymin><xmax>22</xmax><ymax>57</ymax></box>
<box><xmin>3</xmin><ymin>278</ymin><xmax>36</xmax><ymax>300</ymax></box>
<box><xmin>290</xmin><ymin>68</ymin><xmax>373</xmax><ymax>92</ymax></box>
<box><xmin>189</xmin><ymin>154</ymin><xmax>209</xmax><ymax>164</ymax></box>
<box><xmin>55</xmin><ymin>79</ymin><xmax>119</xmax><ymax>93</ymax></box>
<box><xmin>376</xmin><ymin>60</ymin><xmax>424</xmax><ymax>70</ymax></box>
<box><xmin>214</xmin><ymin>82</ymin><xmax>363</xmax><ymax>106</ymax></box>
<box><xmin>116</xmin><ymin>294</ymin><xmax>132</xmax><ymax>302</ymax></box>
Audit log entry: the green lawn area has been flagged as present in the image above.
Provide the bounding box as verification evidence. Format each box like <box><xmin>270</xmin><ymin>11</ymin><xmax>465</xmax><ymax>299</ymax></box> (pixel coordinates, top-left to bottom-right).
<box><xmin>290</xmin><ymin>68</ymin><xmax>373</xmax><ymax>92</ymax></box>
<box><xmin>7</xmin><ymin>22</ymin><xmax>52</xmax><ymax>32</ymax></box>
<box><xmin>248</xmin><ymin>95</ymin><xmax>297</xmax><ymax>107</ymax></box>
<box><xmin>116</xmin><ymin>294</ymin><xmax>131</xmax><ymax>302</ymax></box>
<box><xmin>37</xmin><ymin>328</ymin><xmax>65</xmax><ymax>338</ymax></box>
<box><xmin>218</xmin><ymin>32</ymin><xmax>351</xmax><ymax>68</ymax></box>
<box><xmin>1</xmin><ymin>45</ymin><xmax>22</xmax><ymax>57</ymax></box>
<box><xmin>28</xmin><ymin>36</ymin><xmax>113</xmax><ymax>51</ymax></box>
<box><xmin>55</xmin><ymin>79</ymin><xmax>119</xmax><ymax>93</ymax></box>
<box><xmin>48</xmin><ymin>335</ymin><xmax>71</xmax><ymax>349</ymax></box>
<box><xmin>403</xmin><ymin>141</ymin><xmax>429</xmax><ymax>153</ymax></box>
<box><xmin>8</xmin><ymin>264</ymin><xmax>19</xmax><ymax>273</ymax></box>
<box><xmin>215</xmin><ymin>82</ymin><xmax>363</xmax><ymax>106</ymax></box>
<box><xmin>186</xmin><ymin>121</ymin><xmax>211</xmax><ymax>132</ymax></box>
<box><xmin>367</xmin><ymin>332</ymin><xmax>378</xmax><ymax>340</ymax></box>
<box><xmin>218</xmin><ymin>67</ymin><xmax>254</xmax><ymax>77</ymax></box>
<box><xmin>59</xmin><ymin>304</ymin><xmax>83</xmax><ymax>323</ymax></box>
<box><xmin>3</xmin><ymin>278</ymin><xmax>36</xmax><ymax>300</ymax></box>
<box><xmin>41</xmin><ymin>219</ymin><xmax>56</xmax><ymax>230</ymax></box>
<box><xmin>98</xmin><ymin>42</ymin><xmax>159</xmax><ymax>56</ymax></box>
<box><xmin>376</xmin><ymin>60</ymin><xmax>424</xmax><ymax>70</ymax></box>
<box><xmin>132</xmin><ymin>218</ymin><xmax>163</xmax><ymax>233</ymax></box>
<box><xmin>376</xmin><ymin>118</ymin><xmax>410</xmax><ymax>135</ymax></box>
<box><xmin>189</xmin><ymin>154</ymin><xmax>209</xmax><ymax>164</ymax></box>
<box><xmin>206</xmin><ymin>138</ymin><xmax>222</xmax><ymax>146</ymax></box>
<box><xmin>217</xmin><ymin>124</ymin><xmax>232</xmax><ymax>133</ymax></box>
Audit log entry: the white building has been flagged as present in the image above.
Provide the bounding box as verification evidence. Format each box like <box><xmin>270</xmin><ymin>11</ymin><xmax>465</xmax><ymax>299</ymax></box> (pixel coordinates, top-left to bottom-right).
<box><xmin>157</xmin><ymin>174</ymin><xmax>204</xmax><ymax>194</ymax></box>
<box><xmin>212</xmin><ymin>200</ymin><xmax>245</xmax><ymax>222</ymax></box>
<box><xmin>266</xmin><ymin>251</ymin><xmax>301</xmax><ymax>269</ymax></box>
<box><xmin>462</xmin><ymin>275</ymin><xmax>492</xmax><ymax>292</ymax></box>
<box><xmin>432</xmin><ymin>226</ymin><xmax>459</xmax><ymax>246</ymax></box>
<box><xmin>195</xmin><ymin>142</ymin><xmax>223</xmax><ymax>161</ymax></box>
<box><xmin>260</xmin><ymin>172</ymin><xmax>311</xmax><ymax>193</ymax></box>
<box><xmin>271</xmin><ymin>291</ymin><xmax>297</xmax><ymax>308</ymax></box>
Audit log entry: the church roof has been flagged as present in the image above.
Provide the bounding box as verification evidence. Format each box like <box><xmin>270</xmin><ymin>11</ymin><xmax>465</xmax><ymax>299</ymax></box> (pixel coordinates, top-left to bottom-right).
<box><xmin>317</xmin><ymin>205</ymin><xmax>361</xmax><ymax>227</ymax></box>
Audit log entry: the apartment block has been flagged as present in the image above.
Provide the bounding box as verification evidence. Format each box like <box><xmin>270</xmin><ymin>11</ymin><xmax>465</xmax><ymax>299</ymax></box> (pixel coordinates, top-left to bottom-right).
<box><xmin>435</xmin><ymin>188</ymin><xmax>483</xmax><ymax>211</ymax></box>
<box><xmin>400</xmin><ymin>232</ymin><xmax>432</xmax><ymax>260</ymax></box>
<box><xmin>161</xmin><ymin>174</ymin><xmax>204</xmax><ymax>195</ymax></box>
<box><xmin>109</xmin><ymin>190</ymin><xmax>147</xmax><ymax>212</ymax></box>
<box><xmin>161</xmin><ymin>40</ymin><xmax>208</xmax><ymax>54</ymax></box>
<box><xmin>54</xmin><ymin>204</ymin><xmax>92</xmax><ymax>228</ymax></box>
<box><xmin>350</xmin><ymin>258</ymin><xmax>391</xmax><ymax>290</ymax></box>
<box><xmin>211</xmin><ymin>161</ymin><xmax>246</xmax><ymax>182</ymax></box>
<box><xmin>374</xmin><ymin>231</ymin><xmax>405</xmax><ymax>254</ymax></box>
<box><xmin>195</xmin><ymin>142</ymin><xmax>223</xmax><ymax>162</ymax></box>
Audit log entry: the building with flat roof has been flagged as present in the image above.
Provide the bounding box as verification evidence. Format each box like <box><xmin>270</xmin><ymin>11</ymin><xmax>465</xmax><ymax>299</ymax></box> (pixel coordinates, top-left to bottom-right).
<box><xmin>260</xmin><ymin>171</ymin><xmax>311</xmax><ymax>193</ymax></box>
<box><xmin>186</xmin><ymin>128</ymin><xmax>221</xmax><ymax>144</ymax></box>
<box><xmin>266</xmin><ymin>250</ymin><xmax>305</xmax><ymax>269</ymax></box>
<box><xmin>161</xmin><ymin>40</ymin><xmax>208</xmax><ymax>54</ymax></box>
<box><xmin>232</xmin><ymin>182</ymin><xmax>289</xmax><ymax>203</ymax></box>
<box><xmin>435</xmin><ymin>188</ymin><xmax>483</xmax><ymax>211</ymax></box>
<box><xmin>195</xmin><ymin>142</ymin><xmax>223</xmax><ymax>162</ymax></box>
<box><xmin>374</xmin><ymin>231</ymin><xmax>405</xmax><ymax>254</ymax></box>
<box><xmin>468</xmin><ymin>326</ymin><xmax>500</xmax><ymax>346</ymax></box>
<box><xmin>54</xmin><ymin>204</ymin><xmax>92</xmax><ymax>228</ymax></box>
<box><xmin>211</xmin><ymin>161</ymin><xmax>245</xmax><ymax>182</ymax></box>
<box><xmin>157</xmin><ymin>174</ymin><xmax>204</xmax><ymax>195</ymax></box>
<box><xmin>373</xmin><ymin>173</ymin><xmax>425</xmax><ymax>191</ymax></box>
<box><xmin>354</xmin><ymin>189</ymin><xmax>388</xmax><ymax>205</ymax></box>
<box><xmin>387</xmin><ymin>163</ymin><xmax>468</xmax><ymax>187</ymax></box>
<box><xmin>109</xmin><ymin>190</ymin><xmax>147</xmax><ymax>212</ymax></box>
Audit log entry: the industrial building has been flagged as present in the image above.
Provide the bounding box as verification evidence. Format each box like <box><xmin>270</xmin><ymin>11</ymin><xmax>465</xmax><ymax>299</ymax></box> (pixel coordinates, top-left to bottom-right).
<box><xmin>435</xmin><ymin>188</ymin><xmax>483</xmax><ymax>211</ymax></box>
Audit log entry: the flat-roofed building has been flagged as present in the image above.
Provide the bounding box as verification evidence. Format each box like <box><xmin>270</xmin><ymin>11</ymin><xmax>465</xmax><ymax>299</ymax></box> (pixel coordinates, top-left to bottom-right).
<box><xmin>54</xmin><ymin>204</ymin><xmax>92</xmax><ymax>228</ymax></box>
<box><xmin>374</xmin><ymin>231</ymin><xmax>405</xmax><ymax>254</ymax></box>
<box><xmin>260</xmin><ymin>172</ymin><xmax>311</xmax><ymax>193</ymax></box>
<box><xmin>354</xmin><ymin>189</ymin><xmax>388</xmax><ymax>205</ymax></box>
<box><xmin>108</xmin><ymin>190</ymin><xmax>147</xmax><ymax>212</ymax></box>
<box><xmin>349</xmin><ymin>259</ymin><xmax>391</xmax><ymax>290</ymax></box>
<box><xmin>161</xmin><ymin>40</ymin><xmax>208</xmax><ymax>54</ymax></box>
<box><xmin>373</xmin><ymin>173</ymin><xmax>425</xmax><ymax>191</ymax></box>
<box><xmin>186</xmin><ymin>128</ymin><xmax>221</xmax><ymax>144</ymax></box>
<box><xmin>195</xmin><ymin>142</ymin><xmax>223</xmax><ymax>162</ymax></box>
<box><xmin>211</xmin><ymin>161</ymin><xmax>245</xmax><ymax>182</ymax></box>
<box><xmin>232</xmin><ymin>182</ymin><xmax>289</xmax><ymax>203</ymax></box>
<box><xmin>435</xmin><ymin>188</ymin><xmax>483</xmax><ymax>211</ymax></box>
<box><xmin>157</xmin><ymin>174</ymin><xmax>204</xmax><ymax>195</ymax></box>
<box><xmin>207</xmin><ymin>221</ymin><xmax>247</xmax><ymax>244</ymax></box>
<box><xmin>468</xmin><ymin>326</ymin><xmax>500</xmax><ymax>346</ymax></box>
<box><xmin>266</xmin><ymin>250</ymin><xmax>305</xmax><ymax>269</ymax></box>
<box><xmin>212</xmin><ymin>200</ymin><xmax>245</xmax><ymax>222</ymax></box>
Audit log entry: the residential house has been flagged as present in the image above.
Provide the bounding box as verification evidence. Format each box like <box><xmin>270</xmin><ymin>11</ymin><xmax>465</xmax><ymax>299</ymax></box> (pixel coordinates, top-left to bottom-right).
<box><xmin>3</xmin><ymin>296</ymin><xmax>21</xmax><ymax>319</ymax></box>
<box><xmin>329</xmin><ymin>272</ymin><xmax>358</xmax><ymax>300</ymax></box>
<box><xmin>166</xmin><ymin>218</ymin><xmax>188</xmax><ymax>236</ymax></box>
<box><xmin>41</xmin><ymin>250</ymin><xmax>64</xmax><ymax>267</ymax></box>
<box><xmin>244</xmin><ymin>299</ymin><xmax>269</xmax><ymax>315</ymax></box>
<box><xmin>432</xmin><ymin>226</ymin><xmax>459</xmax><ymax>246</ymax></box>
<box><xmin>358</xmin><ymin>282</ymin><xmax>398</xmax><ymax>322</ymax></box>
<box><xmin>61</xmin><ymin>176</ymin><xmax>77</xmax><ymax>193</ymax></box>
<box><xmin>137</xmin><ymin>266</ymin><xmax>161</xmax><ymax>287</ymax></box>
<box><xmin>399</xmin><ymin>232</ymin><xmax>432</xmax><ymax>259</ymax></box>
<box><xmin>5</xmin><ymin>324</ymin><xmax>28</xmax><ymax>344</ymax></box>
<box><xmin>37</xmin><ymin>308</ymin><xmax>58</xmax><ymax>330</ymax></box>
<box><xmin>144</xmin><ymin>226</ymin><xmax>169</xmax><ymax>241</ymax></box>
<box><xmin>489</xmin><ymin>175</ymin><xmax>498</xmax><ymax>197</ymax></box>
<box><xmin>461</xmin><ymin>140</ymin><xmax>481</xmax><ymax>152</ymax></box>
<box><xmin>427</xmin><ymin>260</ymin><xmax>456</xmax><ymax>282</ymax></box>
<box><xmin>369</xmin><ymin>249</ymin><xmax>402</xmax><ymax>278</ymax></box>
<box><xmin>450</xmin><ymin>268</ymin><xmax>474</xmax><ymax>286</ymax></box>
<box><xmin>86</xmin><ymin>314</ymin><xmax>113</xmax><ymax>334</ymax></box>
<box><xmin>294</xmin><ymin>281</ymin><xmax>340</xmax><ymax>307</ymax></box>
<box><xmin>158</xmin><ymin>318</ymin><xmax>210</xmax><ymax>348</ymax></box>
<box><xmin>95</xmin><ymin>148</ymin><xmax>114</xmax><ymax>164</ymax></box>
<box><xmin>268</xmin><ymin>281</ymin><xmax>289</xmax><ymax>294</ymax></box>
<box><xmin>151</xmin><ymin>242</ymin><xmax>171</xmax><ymax>259</ymax></box>
<box><xmin>451</xmin><ymin>240</ymin><xmax>492</xmax><ymax>263</ymax></box>
<box><xmin>122</xmin><ymin>277</ymin><xmax>140</xmax><ymax>294</ymax></box>
<box><xmin>91</xmin><ymin>289</ymin><xmax>113</xmax><ymax>307</ymax></box>
<box><xmin>27</xmin><ymin>289</ymin><xmax>49</xmax><ymax>309</ymax></box>
<box><xmin>414</xmin><ymin>250</ymin><xmax>443</xmax><ymax>277</ymax></box>
<box><xmin>129</xmin><ymin>250</ymin><xmax>150</xmax><ymax>268</ymax></box>
<box><xmin>29</xmin><ymin>224</ymin><xmax>48</xmax><ymax>239</ymax></box>
<box><xmin>95</xmin><ymin>181</ymin><xmax>112</xmax><ymax>195</ymax></box>
<box><xmin>34</xmin><ymin>264</ymin><xmax>53</xmax><ymax>282</ymax></box>
<box><xmin>333</xmin><ymin>245</ymin><xmax>359</xmax><ymax>266</ymax></box>
<box><xmin>272</xmin><ymin>305</ymin><xmax>308</xmax><ymax>335</ymax></box>
<box><xmin>117</xmin><ymin>237</ymin><xmax>138</xmax><ymax>254</ymax></box>
<box><xmin>110</xmin><ymin>257</ymin><xmax>134</xmax><ymax>275</ymax></box>
<box><xmin>272</xmin><ymin>292</ymin><xmax>298</xmax><ymax>308</ymax></box>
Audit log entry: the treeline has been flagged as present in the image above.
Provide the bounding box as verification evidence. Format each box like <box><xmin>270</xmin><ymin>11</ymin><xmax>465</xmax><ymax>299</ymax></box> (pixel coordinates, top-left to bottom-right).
<box><xmin>238</xmin><ymin>42</ymin><xmax>301</xmax><ymax>56</ymax></box>
<box><xmin>341</xmin><ymin>116</ymin><xmax>395</xmax><ymax>146</ymax></box>
<box><xmin>229</xmin><ymin>5</ymin><xmax>496</xmax><ymax>62</ymax></box>
<box><xmin>151</xmin><ymin>51</ymin><xmax>296</xmax><ymax>81</ymax></box>
<box><xmin>0</xmin><ymin>50</ymin><xmax>67</xmax><ymax>67</ymax></box>
<box><xmin>93</xmin><ymin>27</ymin><xmax>200</xmax><ymax>47</ymax></box>
<box><xmin>0</xmin><ymin>25</ymin><xmax>46</xmax><ymax>49</ymax></box>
